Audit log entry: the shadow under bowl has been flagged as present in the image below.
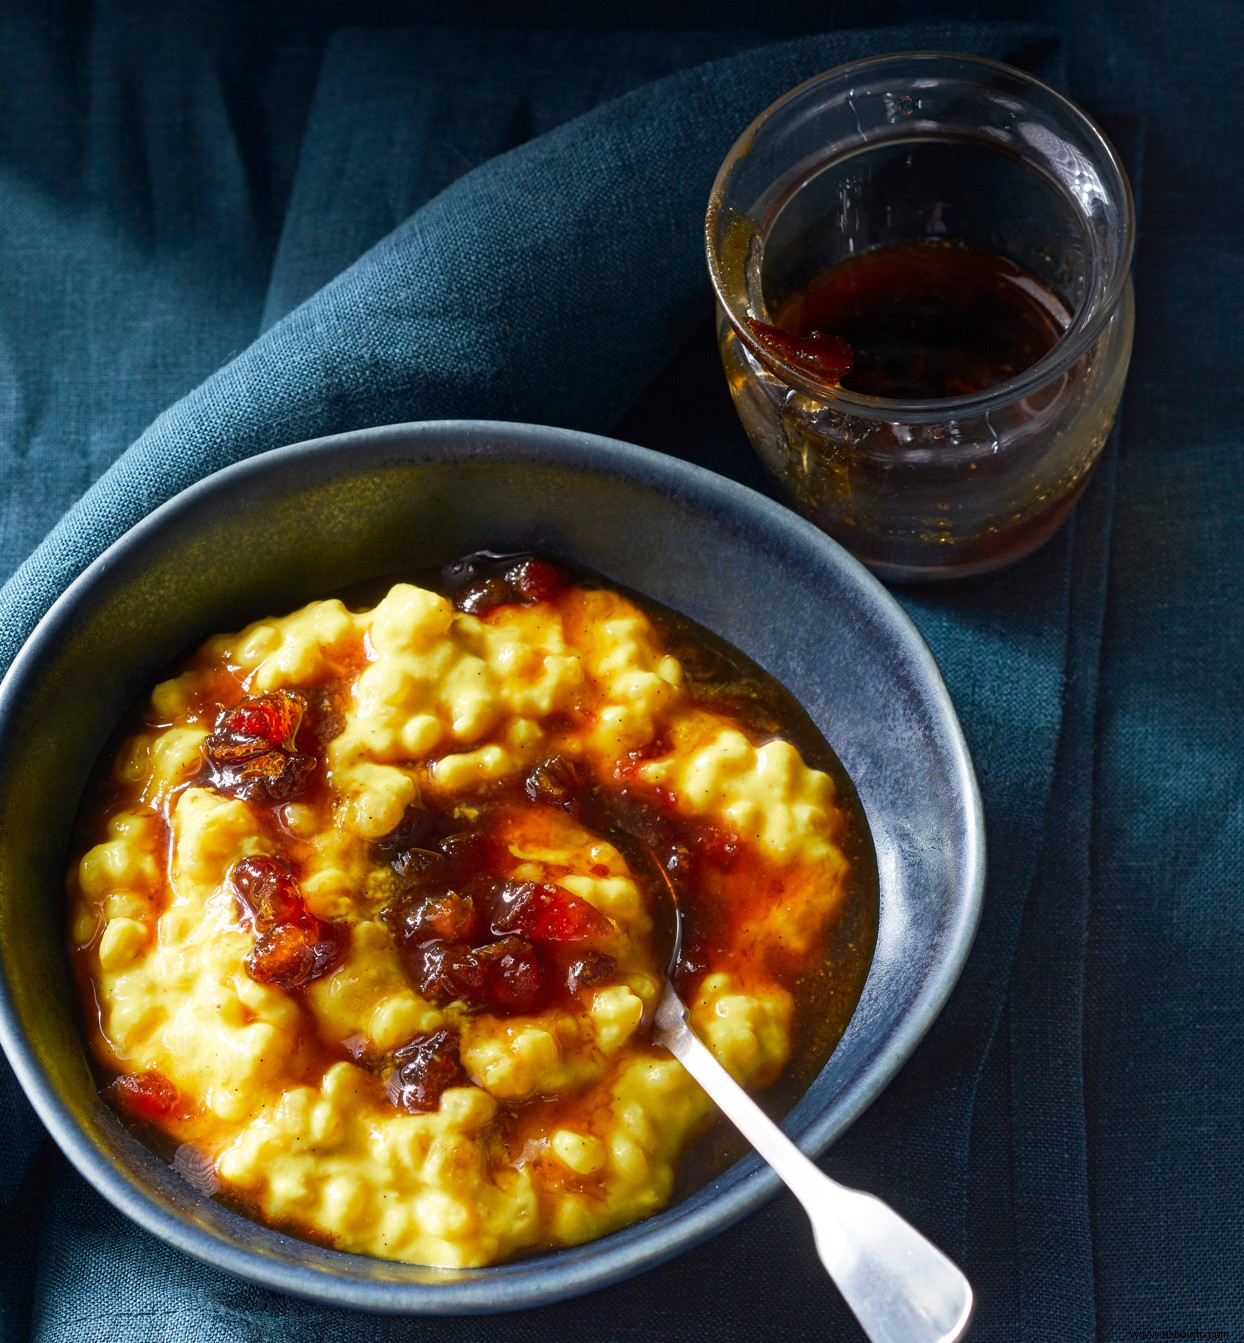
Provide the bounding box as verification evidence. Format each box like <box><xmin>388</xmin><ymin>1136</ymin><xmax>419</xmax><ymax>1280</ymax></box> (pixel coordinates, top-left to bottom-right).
<box><xmin>0</xmin><ymin>420</ymin><xmax>983</xmax><ymax>1313</ymax></box>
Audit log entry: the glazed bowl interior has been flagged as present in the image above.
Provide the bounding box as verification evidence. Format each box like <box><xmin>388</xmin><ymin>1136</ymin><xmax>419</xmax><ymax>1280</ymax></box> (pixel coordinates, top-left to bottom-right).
<box><xmin>0</xmin><ymin>420</ymin><xmax>982</xmax><ymax>1313</ymax></box>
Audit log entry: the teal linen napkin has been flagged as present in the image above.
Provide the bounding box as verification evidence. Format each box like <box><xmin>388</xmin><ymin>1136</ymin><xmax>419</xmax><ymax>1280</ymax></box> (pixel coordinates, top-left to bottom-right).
<box><xmin>0</xmin><ymin>19</ymin><xmax>1128</xmax><ymax>1343</ymax></box>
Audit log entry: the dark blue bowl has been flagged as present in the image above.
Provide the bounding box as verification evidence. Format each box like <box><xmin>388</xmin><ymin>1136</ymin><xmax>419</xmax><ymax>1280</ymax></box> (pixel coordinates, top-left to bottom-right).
<box><xmin>0</xmin><ymin>421</ymin><xmax>983</xmax><ymax>1313</ymax></box>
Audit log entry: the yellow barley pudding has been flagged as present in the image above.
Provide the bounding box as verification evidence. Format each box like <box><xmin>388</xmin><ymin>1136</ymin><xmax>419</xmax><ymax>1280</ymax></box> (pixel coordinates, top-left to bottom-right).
<box><xmin>69</xmin><ymin>558</ymin><xmax>866</xmax><ymax>1267</ymax></box>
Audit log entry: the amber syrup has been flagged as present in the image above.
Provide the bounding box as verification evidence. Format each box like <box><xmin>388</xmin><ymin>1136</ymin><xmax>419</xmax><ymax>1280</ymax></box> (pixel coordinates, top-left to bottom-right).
<box><xmin>767</xmin><ymin>238</ymin><xmax>1071</xmax><ymax>398</ymax></box>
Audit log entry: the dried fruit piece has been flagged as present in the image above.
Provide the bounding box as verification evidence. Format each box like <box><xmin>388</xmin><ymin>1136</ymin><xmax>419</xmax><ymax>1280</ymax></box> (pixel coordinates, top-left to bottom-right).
<box><xmin>747</xmin><ymin>319</ymin><xmax>853</xmax><ymax>386</ymax></box>
<box><xmin>385</xmin><ymin>1029</ymin><xmax>465</xmax><ymax>1113</ymax></box>
<box><xmin>417</xmin><ymin>940</ymin><xmax>490</xmax><ymax>1003</ymax></box>
<box><xmin>491</xmin><ymin>881</ymin><xmax>613</xmax><ymax>944</ymax></box>
<box><xmin>567</xmin><ymin>951</ymin><xmax>617</xmax><ymax>993</ymax></box>
<box><xmin>524</xmin><ymin>755</ymin><xmax>590</xmax><ymax>812</ymax></box>
<box><xmin>378</xmin><ymin>797</ymin><xmax>620</xmax><ymax>1016</ymax></box>
<box><xmin>453</xmin><ymin>557</ymin><xmax>566</xmax><ymax>616</ymax></box>
<box><xmin>228</xmin><ymin>855</ymin><xmax>345</xmax><ymax>990</ymax></box>
<box><xmin>298</xmin><ymin>687</ymin><xmax>347</xmax><ymax>753</ymax></box>
<box><xmin>416</xmin><ymin>936</ymin><xmax>548</xmax><ymax>1014</ymax></box>
<box><xmin>206</xmin><ymin>690</ymin><xmax>303</xmax><ymax>761</ymax></box>
<box><xmin>439</xmin><ymin>828</ymin><xmax>499</xmax><ymax>872</ymax></box>
<box><xmin>202</xmin><ymin>691</ymin><xmax>315</xmax><ymax>803</ymax></box>
<box><xmin>391</xmin><ymin>846</ymin><xmax>445</xmax><ymax>883</ymax></box>
<box><xmin>107</xmin><ymin>1070</ymin><xmax>179</xmax><ymax>1123</ymax></box>
<box><xmin>372</xmin><ymin>802</ymin><xmax>433</xmax><ymax>857</ymax></box>
<box><xmin>230</xmin><ymin>855</ymin><xmax>304</xmax><ymax>930</ymax></box>
<box><xmin>206</xmin><ymin>748</ymin><xmax>315</xmax><ymax>803</ymax></box>
<box><xmin>505</xmin><ymin>557</ymin><xmax>565</xmax><ymax>601</ymax></box>
<box><xmin>246</xmin><ymin>917</ymin><xmax>343</xmax><ymax>989</ymax></box>
<box><xmin>471</xmin><ymin>937</ymin><xmax>548</xmax><ymax>1012</ymax></box>
<box><xmin>454</xmin><ymin>576</ymin><xmax>515</xmax><ymax>616</ymax></box>
<box><xmin>405</xmin><ymin>891</ymin><xmax>480</xmax><ymax>944</ymax></box>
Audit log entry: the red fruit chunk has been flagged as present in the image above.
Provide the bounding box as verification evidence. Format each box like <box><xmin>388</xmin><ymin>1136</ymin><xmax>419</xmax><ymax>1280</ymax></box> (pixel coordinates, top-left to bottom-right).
<box><xmin>246</xmin><ymin>916</ymin><xmax>344</xmax><ymax>989</ymax></box>
<box><xmin>372</xmin><ymin>803</ymin><xmax>433</xmax><ymax>857</ymax></box>
<box><xmin>454</xmin><ymin>576</ymin><xmax>515</xmax><ymax>616</ymax></box>
<box><xmin>436</xmin><ymin>829</ymin><xmax>501</xmax><ymax>880</ymax></box>
<box><xmin>206</xmin><ymin>690</ymin><xmax>304</xmax><ymax>760</ymax></box>
<box><xmin>391</xmin><ymin>846</ymin><xmax>444</xmax><ymax>882</ymax></box>
<box><xmin>748</xmin><ymin>319</ymin><xmax>854</xmax><ymax>386</ymax></box>
<box><xmin>505</xmin><ymin>558</ymin><xmax>565</xmax><ymax>601</ymax></box>
<box><xmin>230</xmin><ymin>857</ymin><xmax>345</xmax><ymax>989</ymax></box>
<box><xmin>473</xmin><ymin>938</ymin><xmax>548</xmax><ymax>1012</ymax></box>
<box><xmin>108</xmin><ymin>1070</ymin><xmax>179</xmax><ymax>1124</ymax></box>
<box><xmin>385</xmin><ymin>1029</ymin><xmax>465</xmax><ymax>1113</ymax></box>
<box><xmin>202</xmin><ymin>691</ymin><xmax>316</xmax><ymax>803</ymax></box>
<box><xmin>230</xmin><ymin>855</ymin><xmax>304</xmax><ymax>931</ymax></box>
<box><xmin>567</xmin><ymin>951</ymin><xmax>617</xmax><ymax>993</ymax></box>
<box><xmin>524</xmin><ymin>755</ymin><xmax>590</xmax><ymax>812</ymax></box>
<box><xmin>407</xmin><ymin>892</ymin><xmax>480</xmax><ymax>943</ymax></box>
<box><xmin>205</xmin><ymin>749</ymin><xmax>315</xmax><ymax>803</ymax></box>
<box><xmin>418</xmin><ymin>940</ymin><xmax>490</xmax><ymax>1002</ymax></box>
<box><xmin>492</xmin><ymin>882</ymin><xmax>613</xmax><ymax>944</ymax></box>
<box><xmin>453</xmin><ymin>558</ymin><xmax>567</xmax><ymax>616</ymax></box>
<box><xmin>417</xmin><ymin>936</ymin><xmax>548</xmax><ymax>1014</ymax></box>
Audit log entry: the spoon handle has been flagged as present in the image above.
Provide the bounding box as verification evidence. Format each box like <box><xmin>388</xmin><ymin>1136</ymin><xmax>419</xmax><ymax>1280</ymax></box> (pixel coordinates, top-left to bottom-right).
<box><xmin>653</xmin><ymin>986</ymin><xmax>973</xmax><ymax>1343</ymax></box>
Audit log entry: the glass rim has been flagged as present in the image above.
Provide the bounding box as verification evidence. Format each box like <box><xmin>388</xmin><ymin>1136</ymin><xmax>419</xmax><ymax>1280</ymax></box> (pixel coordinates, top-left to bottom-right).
<box><xmin>704</xmin><ymin>50</ymin><xmax>1136</xmax><ymax>422</ymax></box>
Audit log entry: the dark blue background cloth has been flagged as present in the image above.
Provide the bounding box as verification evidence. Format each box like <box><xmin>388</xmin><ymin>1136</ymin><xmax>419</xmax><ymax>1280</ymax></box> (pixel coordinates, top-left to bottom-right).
<box><xmin>0</xmin><ymin>4</ymin><xmax>1240</xmax><ymax>1341</ymax></box>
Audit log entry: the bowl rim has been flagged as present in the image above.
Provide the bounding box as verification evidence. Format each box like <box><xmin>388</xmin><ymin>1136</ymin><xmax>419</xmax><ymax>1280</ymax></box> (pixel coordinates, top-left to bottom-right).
<box><xmin>0</xmin><ymin>419</ymin><xmax>984</xmax><ymax>1313</ymax></box>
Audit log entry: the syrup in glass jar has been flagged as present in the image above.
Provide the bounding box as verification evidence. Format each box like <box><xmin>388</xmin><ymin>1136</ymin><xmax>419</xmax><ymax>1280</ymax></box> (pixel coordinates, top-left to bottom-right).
<box><xmin>707</xmin><ymin>53</ymin><xmax>1136</xmax><ymax>581</ymax></box>
<box><xmin>755</xmin><ymin>239</ymin><xmax>1071</xmax><ymax>400</ymax></box>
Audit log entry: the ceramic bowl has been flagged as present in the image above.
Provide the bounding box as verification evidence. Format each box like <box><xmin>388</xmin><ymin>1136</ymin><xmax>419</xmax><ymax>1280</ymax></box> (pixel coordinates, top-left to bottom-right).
<box><xmin>0</xmin><ymin>420</ymin><xmax>983</xmax><ymax>1312</ymax></box>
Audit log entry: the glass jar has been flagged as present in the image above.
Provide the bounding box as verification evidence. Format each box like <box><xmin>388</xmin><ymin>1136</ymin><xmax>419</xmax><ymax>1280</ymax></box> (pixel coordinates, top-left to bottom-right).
<box><xmin>706</xmin><ymin>52</ymin><xmax>1135</xmax><ymax>581</ymax></box>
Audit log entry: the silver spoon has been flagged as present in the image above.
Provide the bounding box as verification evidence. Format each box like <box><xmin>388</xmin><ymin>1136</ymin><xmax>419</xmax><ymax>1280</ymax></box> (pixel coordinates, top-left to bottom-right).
<box><xmin>649</xmin><ymin>895</ymin><xmax>974</xmax><ymax>1343</ymax></box>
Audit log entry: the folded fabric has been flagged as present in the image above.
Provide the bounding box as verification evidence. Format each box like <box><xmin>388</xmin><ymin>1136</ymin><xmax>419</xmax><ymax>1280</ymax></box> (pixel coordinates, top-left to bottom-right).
<box><xmin>0</xmin><ymin>18</ymin><xmax>1058</xmax><ymax>669</ymax></box>
<box><xmin>0</xmin><ymin>16</ymin><xmax>1153</xmax><ymax>1343</ymax></box>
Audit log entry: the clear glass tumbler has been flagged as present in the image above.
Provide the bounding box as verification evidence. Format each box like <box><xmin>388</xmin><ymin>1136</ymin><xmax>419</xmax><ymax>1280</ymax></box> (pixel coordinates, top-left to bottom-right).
<box><xmin>706</xmin><ymin>52</ymin><xmax>1135</xmax><ymax>581</ymax></box>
